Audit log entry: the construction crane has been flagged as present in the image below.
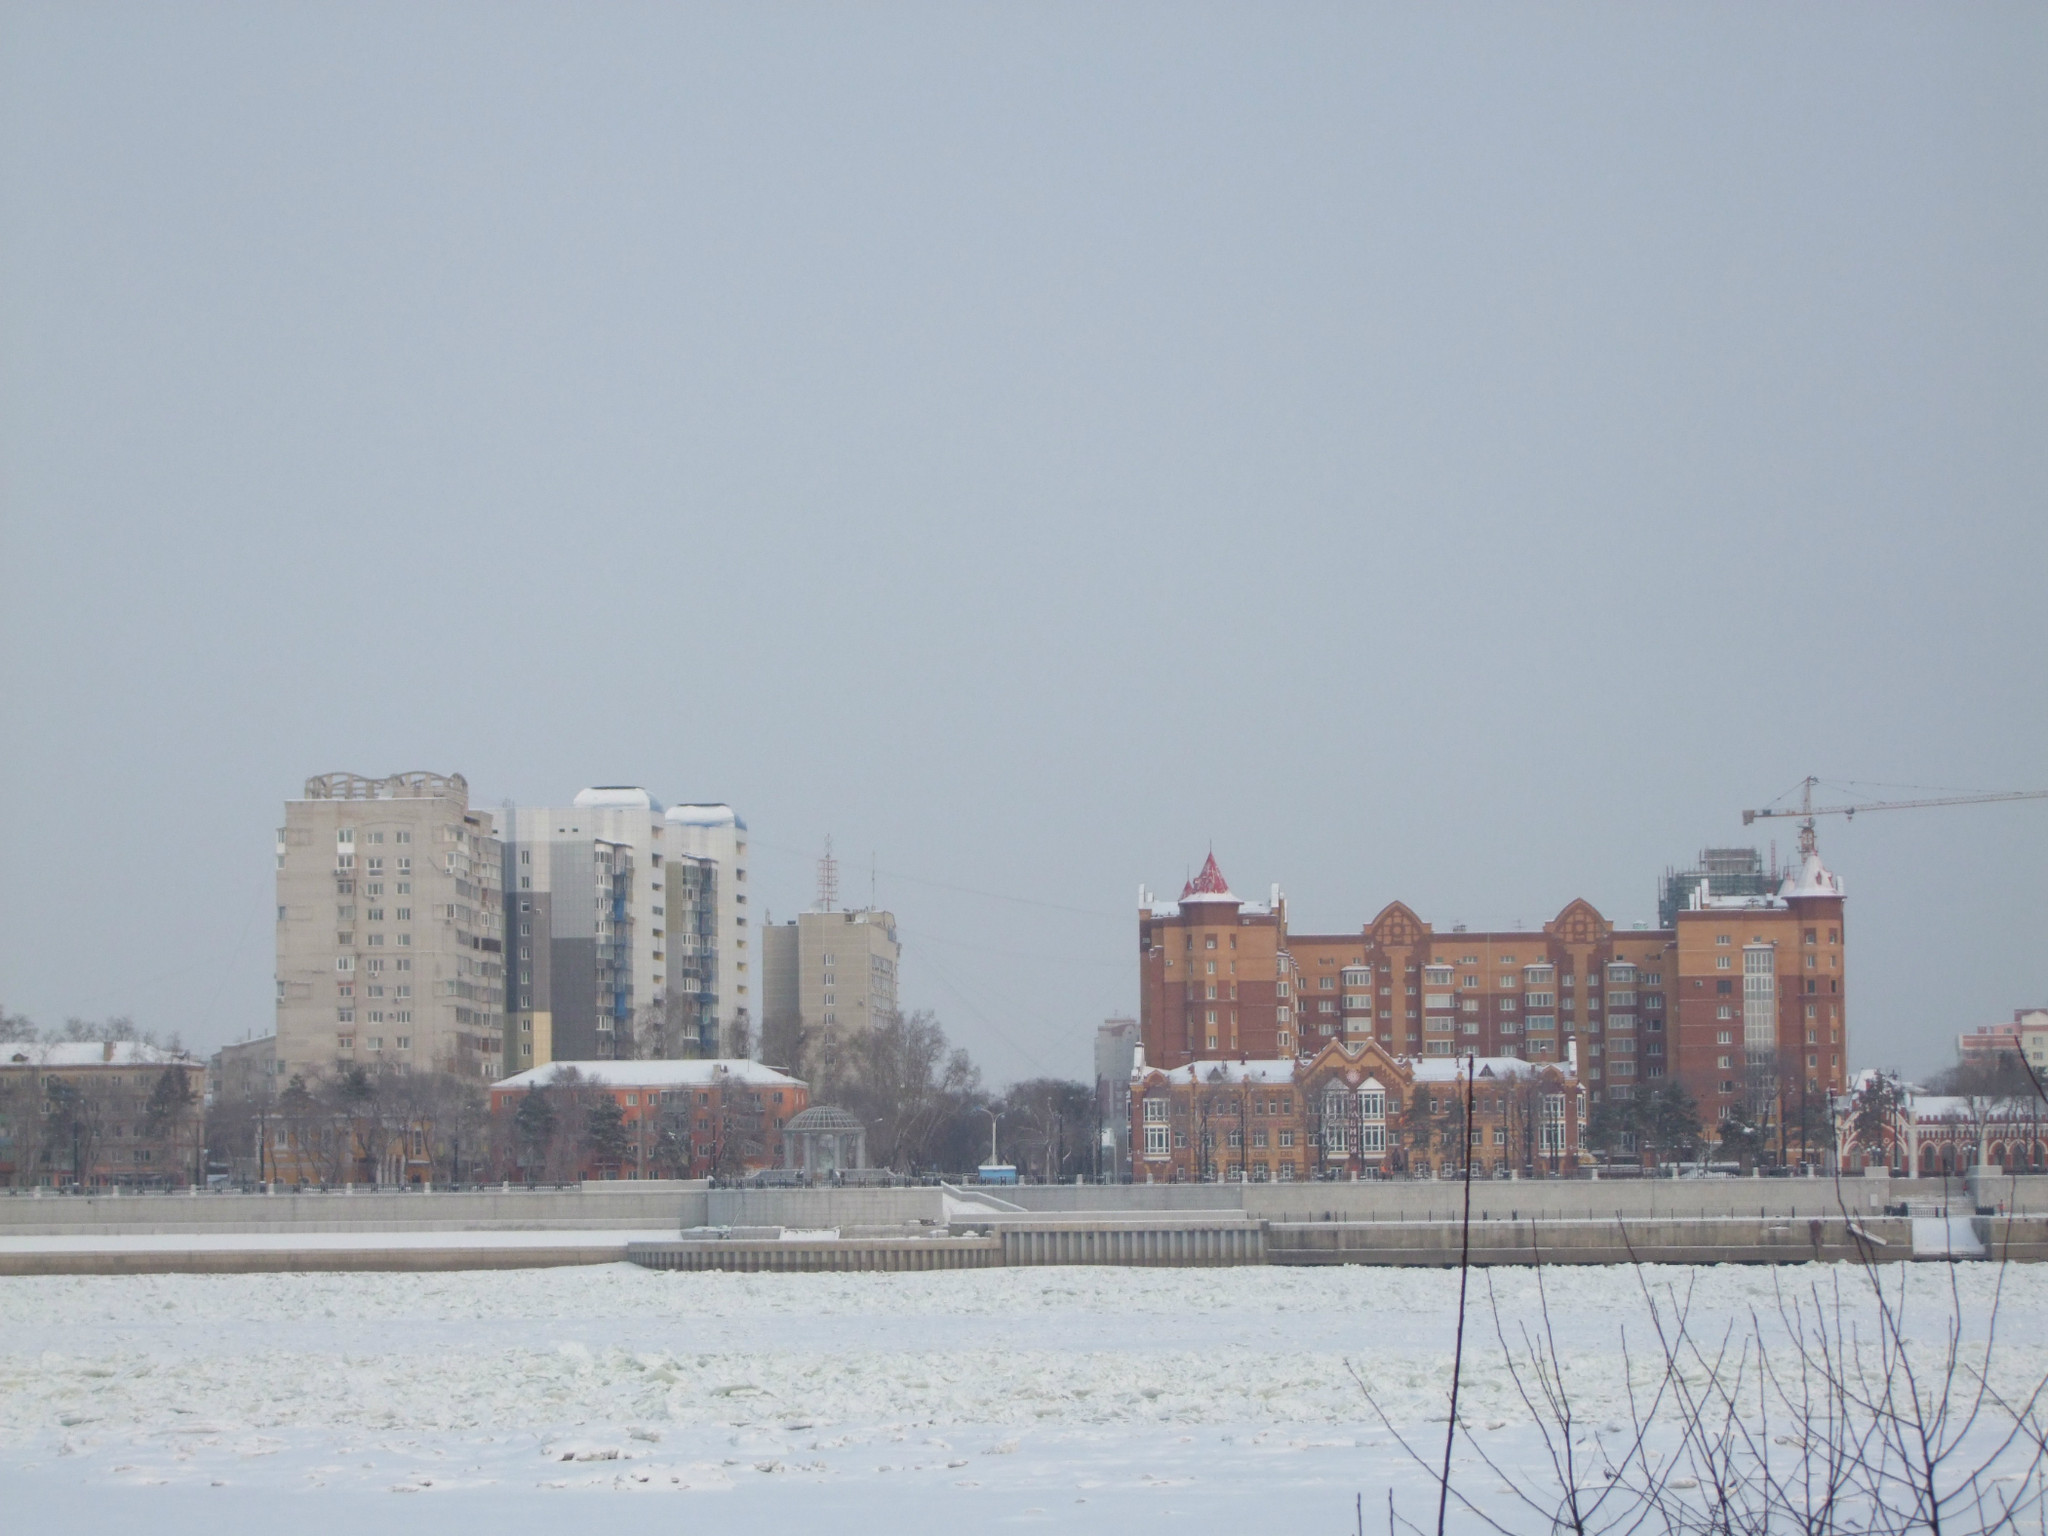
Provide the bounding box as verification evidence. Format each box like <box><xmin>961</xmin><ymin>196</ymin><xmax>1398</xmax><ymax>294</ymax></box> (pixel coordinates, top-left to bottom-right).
<box><xmin>1743</xmin><ymin>776</ymin><xmax>2048</xmax><ymax>859</ymax></box>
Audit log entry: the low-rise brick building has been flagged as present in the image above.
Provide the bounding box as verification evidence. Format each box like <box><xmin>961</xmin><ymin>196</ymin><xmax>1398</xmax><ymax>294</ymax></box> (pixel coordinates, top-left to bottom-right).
<box><xmin>1130</xmin><ymin>1039</ymin><xmax>1584</xmax><ymax>1182</ymax></box>
<box><xmin>489</xmin><ymin>1059</ymin><xmax>807</xmax><ymax>1180</ymax></box>
<box><xmin>0</xmin><ymin>1041</ymin><xmax>206</xmax><ymax>1188</ymax></box>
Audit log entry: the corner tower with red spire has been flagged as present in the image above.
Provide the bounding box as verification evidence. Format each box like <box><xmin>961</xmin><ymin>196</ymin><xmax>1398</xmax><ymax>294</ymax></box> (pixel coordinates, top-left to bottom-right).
<box><xmin>1137</xmin><ymin>854</ymin><xmax>1290</xmax><ymax>1069</ymax></box>
<box><xmin>1181</xmin><ymin>852</ymin><xmax>1233</xmax><ymax>900</ymax></box>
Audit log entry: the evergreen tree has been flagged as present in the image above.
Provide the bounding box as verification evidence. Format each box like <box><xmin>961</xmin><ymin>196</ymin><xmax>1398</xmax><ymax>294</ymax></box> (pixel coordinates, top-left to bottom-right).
<box><xmin>142</xmin><ymin>1067</ymin><xmax>196</xmax><ymax>1139</ymax></box>
<box><xmin>142</xmin><ymin>1067</ymin><xmax>198</xmax><ymax>1179</ymax></box>
<box><xmin>1717</xmin><ymin>1109</ymin><xmax>1764</xmax><ymax>1170</ymax></box>
<box><xmin>1640</xmin><ymin>1083</ymin><xmax>1703</xmax><ymax>1165</ymax></box>
<box><xmin>512</xmin><ymin>1087</ymin><xmax>557</xmax><ymax>1176</ymax></box>
<box><xmin>582</xmin><ymin>1094</ymin><xmax>630</xmax><ymax>1174</ymax></box>
<box><xmin>1585</xmin><ymin>1094</ymin><xmax>1640</xmax><ymax>1161</ymax></box>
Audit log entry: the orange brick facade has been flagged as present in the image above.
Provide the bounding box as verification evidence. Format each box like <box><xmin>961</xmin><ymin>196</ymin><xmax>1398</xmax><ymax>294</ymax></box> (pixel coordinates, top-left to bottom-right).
<box><xmin>1130</xmin><ymin>1040</ymin><xmax>1584</xmax><ymax>1182</ymax></box>
<box><xmin>1137</xmin><ymin>852</ymin><xmax>1848</xmax><ymax>1145</ymax></box>
<box><xmin>1669</xmin><ymin>860</ymin><xmax>1848</xmax><ymax>1131</ymax></box>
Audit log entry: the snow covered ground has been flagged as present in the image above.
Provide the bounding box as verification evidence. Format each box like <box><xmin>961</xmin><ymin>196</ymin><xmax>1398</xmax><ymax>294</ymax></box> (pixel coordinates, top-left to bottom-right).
<box><xmin>5</xmin><ymin>1262</ymin><xmax>2045</xmax><ymax>1533</ymax></box>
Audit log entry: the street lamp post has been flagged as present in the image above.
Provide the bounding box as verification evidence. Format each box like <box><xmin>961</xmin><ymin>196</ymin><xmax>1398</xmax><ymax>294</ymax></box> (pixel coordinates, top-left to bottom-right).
<box><xmin>978</xmin><ymin>1107</ymin><xmax>1004</xmax><ymax>1170</ymax></box>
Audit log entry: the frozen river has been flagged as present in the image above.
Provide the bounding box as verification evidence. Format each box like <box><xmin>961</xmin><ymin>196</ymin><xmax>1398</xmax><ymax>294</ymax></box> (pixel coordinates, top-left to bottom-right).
<box><xmin>6</xmin><ymin>1261</ymin><xmax>2045</xmax><ymax>1532</ymax></box>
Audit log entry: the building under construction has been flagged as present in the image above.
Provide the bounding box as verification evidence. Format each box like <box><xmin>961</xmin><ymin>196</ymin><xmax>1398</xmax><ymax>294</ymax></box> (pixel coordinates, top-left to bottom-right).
<box><xmin>1658</xmin><ymin>847</ymin><xmax>1780</xmax><ymax>929</ymax></box>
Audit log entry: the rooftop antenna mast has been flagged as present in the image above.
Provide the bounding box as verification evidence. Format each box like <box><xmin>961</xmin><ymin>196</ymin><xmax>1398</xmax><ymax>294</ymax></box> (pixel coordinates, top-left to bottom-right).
<box><xmin>816</xmin><ymin>835</ymin><xmax>839</xmax><ymax>913</ymax></box>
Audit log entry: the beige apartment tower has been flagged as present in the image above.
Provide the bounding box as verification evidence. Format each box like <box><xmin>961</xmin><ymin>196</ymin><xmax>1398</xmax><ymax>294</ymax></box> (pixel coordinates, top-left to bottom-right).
<box><xmin>275</xmin><ymin>772</ymin><xmax>505</xmax><ymax>1082</ymax></box>
<box><xmin>762</xmin><ymin>908</ymin><xmax>899</xmax><ymax>1083</ymax></box>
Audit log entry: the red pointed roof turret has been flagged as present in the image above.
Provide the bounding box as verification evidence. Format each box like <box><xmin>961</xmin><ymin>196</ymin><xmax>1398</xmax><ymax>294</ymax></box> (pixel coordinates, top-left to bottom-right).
<box><xmin>1180</xmin><ymin>852</ymin><xmax>1237</xmax><ymax>902</ymax></box>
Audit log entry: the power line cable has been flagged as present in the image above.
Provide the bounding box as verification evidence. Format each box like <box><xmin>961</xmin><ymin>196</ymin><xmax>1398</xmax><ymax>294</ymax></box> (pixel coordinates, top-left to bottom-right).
<box><xmin>746</xmin><ymin>835</ymin><xmax>1119</xmax><ymax>918</ymax></box>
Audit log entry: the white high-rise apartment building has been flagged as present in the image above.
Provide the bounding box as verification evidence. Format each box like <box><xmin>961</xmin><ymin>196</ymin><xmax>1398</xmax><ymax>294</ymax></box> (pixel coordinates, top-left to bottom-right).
<box><xmin>500</xmin><ymin>789</ymin><xmax>750</xmax><ymax>1067</ymax></box>
<box><xmin>664</xmin><ymin>803</ymin><xmax>753</xmax><ymax>1056</ymax></box>
<box><xmin>275</xmin><ymin>772</ymin><xmax>505</xmax><ymax>1081</ymax></box>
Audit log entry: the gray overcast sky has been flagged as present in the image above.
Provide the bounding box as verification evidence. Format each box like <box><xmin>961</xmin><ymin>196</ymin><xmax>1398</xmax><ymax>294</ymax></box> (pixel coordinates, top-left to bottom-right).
<box><xmin>3</xmin><ymin>4</ymin><xmax>2043</xmax><ymax>1083</ymax></box>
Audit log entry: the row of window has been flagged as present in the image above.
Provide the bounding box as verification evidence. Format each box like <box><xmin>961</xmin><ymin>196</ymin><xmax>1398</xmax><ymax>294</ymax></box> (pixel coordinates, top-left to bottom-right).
<box><xmin>1714</xmin><ymin>928</ymin><xmax>1839</xmax><ymax>945</ymax></box>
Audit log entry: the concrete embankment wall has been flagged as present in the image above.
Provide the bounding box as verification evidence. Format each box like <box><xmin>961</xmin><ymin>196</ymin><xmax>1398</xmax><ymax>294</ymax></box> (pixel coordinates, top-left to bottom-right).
<box><xmin>1984</xmin><ymin>1212</ymin><xmax>2048</xmax><ymax>1263</ymax></box>
<box><xmin>704</xmin><ymin>1186</ymin><xmax>945</xmax><ymax>1228</ymax></box>
<box><xmin>6</xmin><ymin>1173</ymin><xmax>2036</xmax><ymax>1241</ymax></box>
<box><xmin>0</xmin><ymin>1182</ymin><xmax>710</xmax><ymax>1237</ymax></box>
<box><xmin>1004</xmin><ymin>1174</ymin><xmax>2048</xmax><ymax>1222</ymax></box>
<box><xmin>0</xmin><ymin>1241</ymin><xmax>644</xmax><ymax>1277</ymax></box>
<box><xmin>708</xmin><ymin>1174</ymin><xmax>2048</xmax><ymax>1230</ymax></box>
<box><xmin>631</xmin><ymin>1236</ymin><xmax>1003</xmax><ymax>1273</ymax></box>
<box><xmin>3</xmin><ymin>1176</ymin><xmax>2042</xmax><ymax>1276</ymax></box>
<box><xmin>1269</xmin><ymin>1215</ymin><xmax>1920</xmax><ymax>1267</ymax></box>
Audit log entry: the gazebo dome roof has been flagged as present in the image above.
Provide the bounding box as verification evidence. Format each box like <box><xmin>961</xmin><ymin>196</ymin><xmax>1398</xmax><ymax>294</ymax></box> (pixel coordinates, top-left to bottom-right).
<box><xmin>784</xmin><ymin>1104</ymin><xmax>864</xmax><ymax>1134</ymax></box>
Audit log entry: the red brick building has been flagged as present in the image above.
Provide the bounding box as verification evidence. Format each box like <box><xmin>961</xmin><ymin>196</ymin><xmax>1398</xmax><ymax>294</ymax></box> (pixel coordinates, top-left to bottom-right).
<box><xmin>1669</xmin><ymin>848</ymin><xmax>1848</xmax><ymax>1133</ymax></box>
<box><xmin>1130</xmin><ymin>1039</ymin><xmax>1584</xmax><ymax>1182</ymax></box>
<box><xmin>1137</xmin><ymin>848</ymin><xmax>1848</xmax><ymax>1147</ymax></box>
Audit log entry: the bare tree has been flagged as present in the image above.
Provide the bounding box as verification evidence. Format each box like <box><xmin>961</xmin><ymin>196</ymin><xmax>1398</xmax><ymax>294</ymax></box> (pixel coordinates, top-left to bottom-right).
<box><xmin>700</xmin><ymin>1066</ymin><xmax>765</xmax><ymax>1180</ymax></box>
<box><xmin>838</xmin><ymin>1010</ymin><xmax>982</xmax><ymax>1173</ymax></box>
<box><xmin>0</xmin><ymin>1068</ymin><xmax>50</xmax><ymax>1185</ymax></box>
<box><xmin>1357</xmin><ymin>1180</ymin><xmax>2048</xmax><ymax>1536</ymax></box>
<box><xmin>141</xmin><ymin>1066</ymin><xmax>200</xmax><ymax>1183</ymax></box>
<box><xmin>329</xmin><ymin>1066</ymin><xmax>390</xmax><ymax>1183</ymax></box>
<box><xmin>60</xmin><ymin>1015</ymin><xmax>138</xmax><ymax>1043</ymax></box>
<box><xmin>43</xmin><ymin>1075</ymin><xmax>117</xmax><ymax>1186</ymax></box>
<box><xmin>620</xmin><ymin>997</ymin><xmax>706</xmax><ymax>1061</ymax></box>
<box><xmin>1001</xmin><ymin>1077</ymin><xmax>1095</xmax><ymax>1181</ymax></box>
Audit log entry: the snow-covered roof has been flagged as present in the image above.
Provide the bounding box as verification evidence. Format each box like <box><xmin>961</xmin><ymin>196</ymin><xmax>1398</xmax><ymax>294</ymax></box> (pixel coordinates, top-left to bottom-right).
<box><xmin>1695</xmin><ymin>891</ymin><xmax>1787</xmax><ymax>911</ymax></box>
<box><xmin>1135</xmin><ymin>1058</ymin><xmax>1300</xmax><ymax>1087</ymax></box>
<box><xmin>1909</xmin><ymin>1095</ymin><xmax>1970</xmax><ymax>1118</ymax></box>
<box><xmin>493</xmin><ymin>1059</ymin><xmax>803</xmax><ymax>1091</ymax></box>
<box><xmin>4</xmin><ymin>1042</ymin><xmax>198</xmax><ymax>1068</ymax></box>
<box><xmin>666</xmin><ymin>804</ymin><xmax>744</xmax><ymax>830</ymax></box>
<box><xmin>1150</xmin><ymin>901</ymin><xmax>1273</xmax><ymax>917</ymax></box>
<box><xmin>573</xmin><ymin>786</ymin><xmax>660</xmax><ymax>812</ymax></box>
<box><xmin>1131</xmin><ymin>1052</ymin><xmax>1575</xmax><ymax>1087</ymax></box>
<box><xmin>1410</xmin><ymin>1056</ymin><xmax>1570</xmax><ymax>1083</ymax></box>
<box><xmin>1779</xmin><ymin>852</ymin><xmax>1845</xmax><ymax>900</ymax></box>
<box><xmin>1904</xmin><ymin>1093</ymin><xmax>2039</xmax><ymax>1122</ymax></box>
